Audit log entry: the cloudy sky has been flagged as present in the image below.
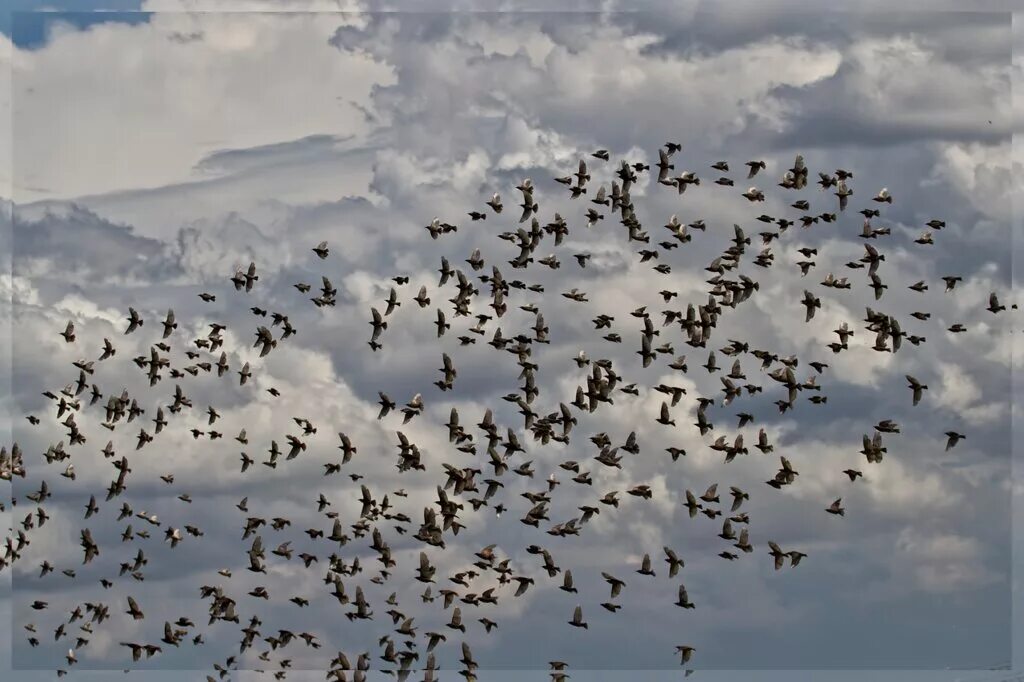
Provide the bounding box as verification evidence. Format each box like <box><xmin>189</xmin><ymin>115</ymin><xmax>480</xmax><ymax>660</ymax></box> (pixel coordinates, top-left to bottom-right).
<box><xmin>0</xmin><ymin>2</ymin><xmax>1021</xmax><ymax>681</ymax></box>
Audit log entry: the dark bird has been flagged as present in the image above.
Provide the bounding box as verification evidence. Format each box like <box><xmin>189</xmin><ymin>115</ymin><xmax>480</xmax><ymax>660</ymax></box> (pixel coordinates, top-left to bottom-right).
<box><xmin>906</xmin><ymin>375</ymin><xmax>927</xmax><ymax>406</ymax></box>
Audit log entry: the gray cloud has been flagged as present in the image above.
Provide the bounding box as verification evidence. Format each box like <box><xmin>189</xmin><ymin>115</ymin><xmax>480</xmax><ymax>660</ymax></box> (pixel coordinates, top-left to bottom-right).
<box><xmin>1</xmin><ymin>5</ymin><xmax>1017</xmax><ymax>680</ymax></box>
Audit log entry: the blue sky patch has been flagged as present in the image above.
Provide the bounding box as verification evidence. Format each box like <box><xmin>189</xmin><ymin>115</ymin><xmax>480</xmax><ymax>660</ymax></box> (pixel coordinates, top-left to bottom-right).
<box><xmin>5</xmin><ymin>2</ymin><xmax>148</xmax><ymax>49</ymax></box>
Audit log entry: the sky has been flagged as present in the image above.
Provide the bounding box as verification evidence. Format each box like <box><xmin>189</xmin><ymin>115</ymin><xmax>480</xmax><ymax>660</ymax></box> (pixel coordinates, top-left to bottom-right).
<box><xmin>0</xmin><ymin>1</ymin><xmax>1021</xmax><ymax>681</ymax></box>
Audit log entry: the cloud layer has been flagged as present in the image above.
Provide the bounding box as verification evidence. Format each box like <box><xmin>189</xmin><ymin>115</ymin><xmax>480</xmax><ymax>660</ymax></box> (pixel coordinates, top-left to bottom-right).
<box><xmin>0</xmin><ymin>3</ymin><xmax>1018</xmax><ymax>680</ymax></box>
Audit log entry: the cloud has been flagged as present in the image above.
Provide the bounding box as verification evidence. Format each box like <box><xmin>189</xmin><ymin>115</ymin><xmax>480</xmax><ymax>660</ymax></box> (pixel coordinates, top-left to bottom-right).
<box><xmin>0</xmin><ymin>6</ymin><xmax>1014</xmax><ymax>676</ymax></box>
<box><xmin>934</xmin><ymin>361</ymin><xmax>1007</xmax><ymax>426</ymax></box>
<box><xmin>928</xmin><ymin>141</ymin><xmax>1013</xmax><ymax>224</ymax></box>
<box><xmin>895</xmin><ymin>528</ymin><xmax>1002</xmax><ymax>594</ymax></box>
<box><xmin>10</xmin><ymin>10</ymin><xmax>393</xmax><ymax>201</ymax></box>
<box><xmin>12</xmin><ymin>204</ymin><xmax>182</xmax><ymax>286</ymax></box>
<box><xmin>767</xmin><ymin>25</ymin><xmax>1010</xmax><ymax>148</ymax></box>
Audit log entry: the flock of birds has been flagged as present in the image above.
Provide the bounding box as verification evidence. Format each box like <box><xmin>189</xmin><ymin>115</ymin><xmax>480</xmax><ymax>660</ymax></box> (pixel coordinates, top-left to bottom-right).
<box><xmin>1</xmin><ymin>142</ymin><xmax>1014</xmax><ymax>680</ymax></box>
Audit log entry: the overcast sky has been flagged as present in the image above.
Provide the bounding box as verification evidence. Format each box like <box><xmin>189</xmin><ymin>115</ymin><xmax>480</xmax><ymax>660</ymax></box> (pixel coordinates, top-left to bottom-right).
<box><xmin>0</xmin><ymin>2</ymin><xmax>1021</xmax><ymax>681</ymax></box>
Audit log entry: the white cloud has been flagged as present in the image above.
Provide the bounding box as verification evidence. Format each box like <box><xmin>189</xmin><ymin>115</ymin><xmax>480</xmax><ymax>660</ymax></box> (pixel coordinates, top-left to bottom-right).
<box><xmin>934</xmin><ymin>361</ymin><xmax>1006</xmax><ymax>425</ymax></box>
<box><xmin>1</xmin><ymin>8</ymin><xmax>1013</xmax><ymax>674</ymax></box>
<box><xmin>895</xmin><ymin>528</ymin><xmax>1001</xmax><ymax>594</ymax></box>
<box><xmin>929</xmin><ymin>141</ymin><xmax>1013</xmax><ymax>223</ymax></box>
<box><xmin>11</xmin><ymin>11</ymin><xmax>393</xmax><ymax>201</ymax></box>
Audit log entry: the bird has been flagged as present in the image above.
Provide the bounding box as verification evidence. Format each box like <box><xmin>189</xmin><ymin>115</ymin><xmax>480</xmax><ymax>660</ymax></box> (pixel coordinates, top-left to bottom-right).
<box><xmin>486</xmin><ymin>193</ymin><xmax>503</xmax><ymax>213</ymax></box>
<box><xmin>942</xmin><ymin>276</ymin><xmax>963</xmax><ymax>292</ymax></box>
<box><xmin>944</xmin><ymin>431</ymin><xmax>965</xmax><ymax>451</ymax></box>
<box><xmin>802</xmin><ymin>290</ymin><xmax>821</xmax><ymax>321</ymax></box>
<box><xmin>124</xmin><ymin>307</ymin><xmax>144</xmax><ymax>334</ymax></box>
<box><xmin>161</xmin><ymin>310</ymin><xmax>177</xmax><ymax>338</ymax></box>
<box><xmin>906</xmin><ymin>375</ymin><xmax>927</xmax><ymax>406</ymax></box>
<box><xmin>742</xmin><ymin>187</ymin><xmax>765</xmax><ymax>202</ymax></box>
<box><xmin>664</xmin><ymin>547</ymin><xmax>684</xmax><ymax>577</ymax></box>
<box><xmin>568</xmin><ymin>605</ymin><xmax>588</xmax><ymax>629</ymax></box>
<box><xmin>6</xmin><ymin>138</ymin><xmax>1008</xmax><ymax>677</ymax></box>
<box><xmin>826</xmin><ymin>499</ymin><xmax>845</xmax><ymax>516</ymax></box>
<box><xmin>674</xmin><ymin>584</ymin><xmax>695</xmax><ymax>609</ymax></box>
<box><xmin>745</xmin><ymin>160</ymin><xmax>766</xmax><ymax>177</ymax></box>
